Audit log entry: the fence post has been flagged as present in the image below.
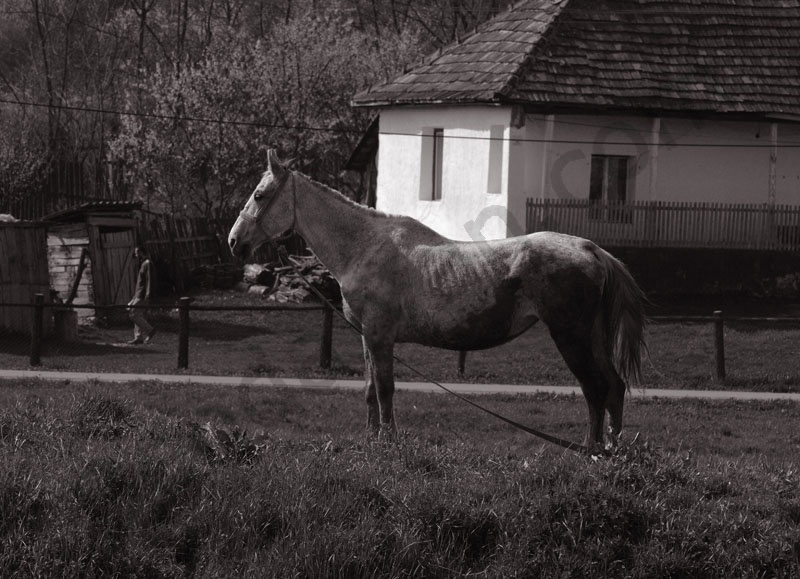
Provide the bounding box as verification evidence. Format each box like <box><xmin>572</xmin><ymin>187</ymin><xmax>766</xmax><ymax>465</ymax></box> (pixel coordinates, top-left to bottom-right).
<box><xmin>30</xmin><ymin>293</ymin><xmax>44</xmax><ymax>366</ymax></box>
<box><xmin>713</xmin><ymin>310</ymin><xmax>725</xmax><ymax>381</ymax></box>
<box><xmin>319</xmin><ymin>305</ymin><xmax>333</xmax><ymax>369</ymax></box>
<box><xmin>177</xmin><ymin>297</ymin><xmax>191</xmax><ymax>369</ymax></box>
<box><xmin>458</xmin><ymin>351</ymin><xmax>467</xmax><ymax>376</ymax></box>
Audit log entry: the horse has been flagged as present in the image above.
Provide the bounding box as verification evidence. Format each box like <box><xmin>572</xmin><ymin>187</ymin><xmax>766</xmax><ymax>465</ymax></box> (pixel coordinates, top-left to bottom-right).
<box><xmin>229</xmin><ymin>150</ymin><xmax>648</xmax><ymax>451</ymax></box>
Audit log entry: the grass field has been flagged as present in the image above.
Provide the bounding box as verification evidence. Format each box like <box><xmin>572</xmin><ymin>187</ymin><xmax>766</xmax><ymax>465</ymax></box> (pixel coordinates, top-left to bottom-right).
<box><xmin>2</xmin><ymin>290</ymin><xmax>799</xmax><ymax>392</ymax></box>
<box><xmin>2</xmin><ymin>290</ymin><xmax>799</xmax><ymax>575</ymax></box>
<box><xmin>0</xmin><ymin>379</ymin><xmax>798</xmax><ymax>578</ymax></box>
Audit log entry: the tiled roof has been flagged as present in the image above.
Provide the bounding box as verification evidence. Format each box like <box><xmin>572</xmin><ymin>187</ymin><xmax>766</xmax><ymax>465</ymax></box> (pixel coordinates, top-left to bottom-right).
<box><xmin>352</xmin><ymin>0</ymin><xmax>800</xmax><ymax>117</ymax></box>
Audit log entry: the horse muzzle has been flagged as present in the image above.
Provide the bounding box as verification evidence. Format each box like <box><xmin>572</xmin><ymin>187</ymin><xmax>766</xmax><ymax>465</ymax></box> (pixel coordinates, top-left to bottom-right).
<box><xmin>228</xmin><ymin>233</ymin><xmax>251</xmax><ymax>259</ymax></box>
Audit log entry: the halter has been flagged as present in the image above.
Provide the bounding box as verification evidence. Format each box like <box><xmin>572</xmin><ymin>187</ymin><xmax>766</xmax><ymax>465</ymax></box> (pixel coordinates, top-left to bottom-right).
<box><xmin>238</xmin><ymin>171</ymin><xmax>297</xmax><ymax>243</ymax></box>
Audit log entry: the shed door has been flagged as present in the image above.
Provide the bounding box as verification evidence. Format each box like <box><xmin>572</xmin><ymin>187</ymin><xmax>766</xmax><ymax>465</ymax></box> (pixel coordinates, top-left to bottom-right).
<box><xmin>98</xmin><ymin>229</ymin><xmax>137</xmax><ymax>306</ymax></box>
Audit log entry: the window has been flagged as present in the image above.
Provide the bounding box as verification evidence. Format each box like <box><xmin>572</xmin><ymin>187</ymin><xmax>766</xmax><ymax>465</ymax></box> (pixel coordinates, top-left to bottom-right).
<box><xmin>420</xmin><ymin>127</ymin><xmax>444</xmax><ymax>201</ymax></box>
<box><xmin>487</xmin><ymin>125</ymin><xmax>504</xmax><ymax>194</ymax></box>
<box><xmin>431</xmin><ymin>128</ymin><xmax>444</xmax><ymax>200</ymax></box>
<box><xmin>589</xmin><ymin>155</ymin><xmax>632</xmax><ymax>222</ymax></box>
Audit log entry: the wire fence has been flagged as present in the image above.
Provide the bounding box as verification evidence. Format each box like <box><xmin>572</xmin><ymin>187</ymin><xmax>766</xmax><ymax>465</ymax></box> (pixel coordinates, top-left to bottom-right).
<box><xmin>1</xmin><ymin>295</ymin><xmax>338</xmax><ymax>373</ymax></box>
<box><xmin>2</xmin><ymin>293</ymin><xmax>800</xmax><ymax>392</ymax></box>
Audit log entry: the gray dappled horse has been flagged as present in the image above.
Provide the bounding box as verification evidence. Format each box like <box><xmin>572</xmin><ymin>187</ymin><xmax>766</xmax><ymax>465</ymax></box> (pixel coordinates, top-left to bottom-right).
<box><xmin>229</xmin><ymin>150</ymin><xmax>647</xmax><ymax>451</ymax></box>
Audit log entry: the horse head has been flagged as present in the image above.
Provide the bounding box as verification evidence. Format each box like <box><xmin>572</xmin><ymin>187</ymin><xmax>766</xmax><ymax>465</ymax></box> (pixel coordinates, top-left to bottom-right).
<box><xmin>228</xmin><ymin>149</ymin><xmax>294</xmax><ymax>259</ymax></box>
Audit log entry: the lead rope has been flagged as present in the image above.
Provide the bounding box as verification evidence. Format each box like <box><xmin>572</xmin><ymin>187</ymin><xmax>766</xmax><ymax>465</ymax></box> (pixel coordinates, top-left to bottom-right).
<box><xmin>276</xmin><ymin>247</ymin><xmax>589</xmax><ymax>455</ymax></box>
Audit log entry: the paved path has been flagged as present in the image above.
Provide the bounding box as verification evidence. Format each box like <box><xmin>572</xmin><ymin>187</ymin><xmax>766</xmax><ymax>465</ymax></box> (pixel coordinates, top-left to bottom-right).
<box><xmin>2</xmin><ymin>369</ymin><xmax>799</xmax><ymax>401</ymax></box>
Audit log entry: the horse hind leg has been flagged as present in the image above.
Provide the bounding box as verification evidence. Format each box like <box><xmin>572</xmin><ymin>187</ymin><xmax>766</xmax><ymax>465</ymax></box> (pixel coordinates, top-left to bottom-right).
<box><xmin>562</xmin><ymin>318</ymin><xmax>628</xmax><ymax>450</ymax></box>
<box><xmin>604</xmin><ymin>361</ymin><xmax>627</xmax><ymax>448</ymax></box>
<box><xmin>589</xmin><ymin>310</ymin><xmax>629</xmax><ymax>448</ymax></box>
<box><xmin>549</xmin><ymin>323</ymin><xmax>612</xmax><ymax>451</ymax></box>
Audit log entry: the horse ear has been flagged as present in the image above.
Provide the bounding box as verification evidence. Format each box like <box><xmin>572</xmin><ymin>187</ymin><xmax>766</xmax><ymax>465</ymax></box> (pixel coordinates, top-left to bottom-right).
<box><xmin>267</xmin><ymin>149</ymin><xmax>285</xmax><ymax>174</ymax></box>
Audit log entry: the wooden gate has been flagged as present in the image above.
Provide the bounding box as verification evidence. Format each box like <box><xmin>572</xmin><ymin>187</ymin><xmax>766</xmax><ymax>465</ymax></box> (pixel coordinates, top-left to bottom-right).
<box><xmin>0</xmin><ymin>221</ymin><xmax>51</xmax><ymax>335</ymax></box>
<box><xmin>98</xmin><ymin>229</ymin><xmax>137</xmax><ymax>307</ymax></box>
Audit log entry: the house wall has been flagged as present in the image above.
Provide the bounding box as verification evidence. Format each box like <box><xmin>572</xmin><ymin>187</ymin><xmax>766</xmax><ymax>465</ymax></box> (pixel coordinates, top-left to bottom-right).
<box><xmin>528</xmin><ymin>114</ymin><xmax>800</xmax><ymax>206</ymax></box>
<box><xmin>376</xmin><ymin>107</ymin><xmax>800</xmax><ymax>240</ymax></box>
<box><xmin>376</xmin><ymin>106</ymin><xmax>514</xmax><ymax>241</ymax></box>
<box><xmin>47</xmin><ymin>224</ymin><xmax>95</xmax><ymax>323</ymax></box>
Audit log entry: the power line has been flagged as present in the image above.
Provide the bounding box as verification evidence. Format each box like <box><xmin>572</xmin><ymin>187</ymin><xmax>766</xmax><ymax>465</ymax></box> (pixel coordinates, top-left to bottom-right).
<box><xmin>0</xmin><ymin>97</ymin><xmax>364</xmax><ymax>135</ymax></box>
<box><xmin>4</xmin><ymin>96</ymin><xmax>800</xmax><ymax>149</ymax></box>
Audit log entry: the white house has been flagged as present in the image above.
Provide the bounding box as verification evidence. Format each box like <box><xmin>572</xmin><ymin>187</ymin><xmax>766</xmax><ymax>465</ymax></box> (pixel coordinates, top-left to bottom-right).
<box><xmin>352</xmin><ymin>0</ymin><xmax>800</xmax><ymax>251</ymax></box>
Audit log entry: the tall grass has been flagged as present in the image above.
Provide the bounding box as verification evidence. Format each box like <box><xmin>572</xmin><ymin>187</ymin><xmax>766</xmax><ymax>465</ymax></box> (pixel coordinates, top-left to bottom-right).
<box><xmin>0</xmin><ymin>385</ymin><xmax>798</xmax><ymax>578</ymax></box>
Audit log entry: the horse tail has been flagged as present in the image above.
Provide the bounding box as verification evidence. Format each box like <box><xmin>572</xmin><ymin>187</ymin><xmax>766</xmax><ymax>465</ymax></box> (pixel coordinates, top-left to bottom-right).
<box><xmin>597</xmin><ymin>249</ymin><xmax>648</xmax><ymax>383</ymax></box>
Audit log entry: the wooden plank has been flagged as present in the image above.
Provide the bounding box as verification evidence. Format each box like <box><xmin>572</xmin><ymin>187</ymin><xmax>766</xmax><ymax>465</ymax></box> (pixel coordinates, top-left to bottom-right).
<box><xmin>728</xmin><ymin>206</ymin><xmax>749</xmax><ymax>249</ymax></box>
<box><xmin>791</xmin><ymin>206</ymin><xmax>800</xmax><ymax>251</ymax></box>
<box><xmin>102</xmin><ymin>229</ymin><xmax>135</xmax><ymax>305</ymax></box>
<box><xmin>680</xmin><ymin>203</ymin><xmax>690</xmax><ymax>246</ymax></box>
<box><xmin>0</xmin><ymin>285</ymin><xmax>6</xmax><ymax>332</ymax></box>
<box><xmin>687</xmin><ymin>203</ymin><xmax>698</xmax><ymax>245</ymax></box>
<box><xmin>525</xmin><ymin>199</ymin><xmax>533</xmax><ymax>233</ymax></box>
<box><xmin>705</xmin><ymin>203</ymin><xmax>713</xmax><ymax>246</ymax></box>
<box><xmin>87</xmin><ymin>225</ymin><xmax>108</xmax><ymax>306</ymax></box>
<box><xmin>666</xmin><ymin>203</ymin><xmax>676</xmax><ymax>246</ymax></box>
<box><xmin>708</xmin><ymin>202</ymin><xmax>717</xmax><ymax>246</ymax></box>
<box><xmin>86</xmin><ymin>216</ymin><xmax>135</xmax><ymax>228</ymax></box>
<box><xmin>0</xmin><ymin>229</ymin><xmax>12</xmax><ymax>284</ymax></box>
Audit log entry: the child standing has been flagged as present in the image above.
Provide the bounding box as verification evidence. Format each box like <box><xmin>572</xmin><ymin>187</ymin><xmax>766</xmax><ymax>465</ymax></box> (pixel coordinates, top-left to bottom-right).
<box><xmin>127</xmin><ymin>245</ymin><xmax>156</xmax><ymax>344</ymax></box>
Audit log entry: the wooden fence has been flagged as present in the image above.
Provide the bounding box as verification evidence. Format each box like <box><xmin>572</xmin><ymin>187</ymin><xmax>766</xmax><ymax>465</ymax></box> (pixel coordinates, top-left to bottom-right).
<box><xmin>139</xmin><ymin>214</ymin><xmax>227</xmax><ymax>292</ymax></box>
<box><xmin>0</xmin><ymin>222</ymin><xmax>52</xmax><ymax>334</ymax></box>
<box><xmin>526</xmin><ymin>199</ymin><xmax>800</xmax><ymax>251</ymax></box>
<box><xmin>20</xmin><ymin>296</ymin><xmax>335</xmax><ymax>370</ymax></box>
<box><xmin>138</xmin><ymin>213</ymin><xmax>307</xmax><ymax>292</ymax></box>
<box><xmin>1</xmin><ymin>159</ymin><xmax>125</xmax><ymax>222</ymax></box>
<box><xmin>17</xmin><ymin>295</ymin><xmax>800</xmax><ymax>384</ymax></box>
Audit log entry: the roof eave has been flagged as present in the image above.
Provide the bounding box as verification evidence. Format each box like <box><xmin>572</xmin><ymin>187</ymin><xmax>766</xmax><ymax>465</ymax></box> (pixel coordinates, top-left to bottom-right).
<box><xmin>351</xmin><ymin>93</ymin><xmax>511</xmax><ymax>109</ymax></box>
<box><xmin>352</xmin><ymin>96</ymin><xmax>800</xmax><ymax>123</ymax></box>
<box><xmin>520</xmin><ymin>102</ymin><xmax>800</xmax><ymax>122</ymax></box>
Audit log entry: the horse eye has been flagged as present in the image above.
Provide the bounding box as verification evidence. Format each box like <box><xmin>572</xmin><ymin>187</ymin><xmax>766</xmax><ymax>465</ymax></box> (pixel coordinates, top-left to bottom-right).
<box><xmin>254</xmin><ymin>192</ymin><xmax>264</xmax><ymax>201</ymax></box>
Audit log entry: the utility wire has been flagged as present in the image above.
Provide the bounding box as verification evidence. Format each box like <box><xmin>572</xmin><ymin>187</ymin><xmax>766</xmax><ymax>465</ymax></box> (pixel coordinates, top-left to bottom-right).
<box><xmin>0</xmin><ymin>97</ymin><xmax>364</xmax><ymax>135</ymax></box>
<box><xmin>3</xmin><ymin>97</ymin><xmax>800</xmax><ymax>148</ymax></box>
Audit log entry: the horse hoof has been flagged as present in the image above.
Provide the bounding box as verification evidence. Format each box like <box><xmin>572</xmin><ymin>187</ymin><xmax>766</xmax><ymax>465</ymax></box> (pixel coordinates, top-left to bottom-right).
<box><xmin>378</xmin><ymin>424</ymin><xmax>396</xmax><ymax>440</ymax></box>
<box><xmin>584</xmin><ymin>441</ymin><xmax>609</xmax><ymax>458</ymax></box>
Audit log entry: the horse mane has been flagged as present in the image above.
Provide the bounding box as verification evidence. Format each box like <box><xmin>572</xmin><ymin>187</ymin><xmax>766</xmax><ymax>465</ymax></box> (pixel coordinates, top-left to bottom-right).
<box><xmin>295</xmin><ymin>170</ymin><xmax>404</xmax><ymax>223</ymax></box>
<box><xmin>291</xmin><ymin>168</ymin><xmax>449</xmax><ymax>246</ymax></box>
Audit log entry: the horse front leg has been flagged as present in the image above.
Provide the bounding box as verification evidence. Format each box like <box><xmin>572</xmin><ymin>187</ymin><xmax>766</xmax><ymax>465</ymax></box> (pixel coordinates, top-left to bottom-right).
<box><xmin>362</xmin><ymin>337</ymin><xmax>379</xmax><ymax>434</ymax></box>
<box><xmin>362</xmin><ymin>337</ymin><xmax>397</xmax><ymax>437</ymax></box>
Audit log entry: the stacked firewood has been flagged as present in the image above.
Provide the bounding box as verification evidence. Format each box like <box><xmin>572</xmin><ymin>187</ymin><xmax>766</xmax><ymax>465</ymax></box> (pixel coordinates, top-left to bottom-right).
<box><xmin>240</xmin><ymin>255</ymin><xmax>340</xmax><ymax>304</ymax></box>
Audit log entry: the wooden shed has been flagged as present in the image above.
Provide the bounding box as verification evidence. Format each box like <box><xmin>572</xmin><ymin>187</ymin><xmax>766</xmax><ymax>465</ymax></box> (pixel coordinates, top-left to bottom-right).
<box><xmin>44</xmin><ymin>201</ymin><xmax>142</xmax><ymax>325</ymax></box>
<box><xmin>0</xmin><ymin>218</ymin><xmax>52</xmax><ymax>335</ymax></box>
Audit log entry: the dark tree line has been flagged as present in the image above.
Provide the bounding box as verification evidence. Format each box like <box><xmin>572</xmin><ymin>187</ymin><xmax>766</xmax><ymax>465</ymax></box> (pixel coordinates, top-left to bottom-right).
<box><xmin>0</xmin><ymin>0</ymin><xmax>502</xmax><ymax>220</ymax></box>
